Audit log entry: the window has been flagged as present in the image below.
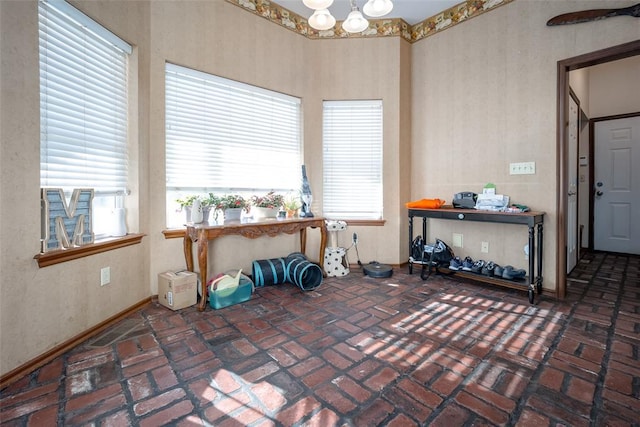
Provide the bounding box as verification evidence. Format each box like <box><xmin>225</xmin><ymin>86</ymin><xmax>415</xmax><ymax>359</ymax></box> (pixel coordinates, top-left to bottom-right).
<box><xmin>322</xmin><ymin>100</ymin><xmax>383</xmax><ymax>220</ymax></box>
<box><xmin>39</xmin><ymin>0</ymin><xmax>131</xmax><ymax>238</ymax></box>
<box><xmin>165</xmin><ymin>64</ymin><xmax>302</xmax><ymax>227</ymax></box>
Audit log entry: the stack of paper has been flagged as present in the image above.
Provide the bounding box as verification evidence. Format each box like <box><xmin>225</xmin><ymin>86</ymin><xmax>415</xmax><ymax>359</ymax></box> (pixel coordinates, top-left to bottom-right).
<box><xmin>475</xmin><ymin>194</ymin><xmax>510</xmax><ymax>211</ymax></box>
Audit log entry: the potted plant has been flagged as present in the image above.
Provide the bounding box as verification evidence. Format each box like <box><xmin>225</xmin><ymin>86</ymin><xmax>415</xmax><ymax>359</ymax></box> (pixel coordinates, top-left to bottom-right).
<box><xmin>250</xmin><ymin>191</ymin><xmax>285</xmax><ymax>219</ymax></box>
<box><xmin>284</xmin><ymin>194</ymin><xmax>301</xmax><ymax>218</ymax></box>
<box><xmin>209</xmin><ymin>193</ymin><xmax>249</xmax><ymax>221</ymax></box>
<box><xmin>177</xmin><ymin>195</ymin><xmax>210</xmax><ymax>222</ymax></box>
<box><xmin>212</xmin><ymin>194</ymin><xmax>249</xmax><ymax>211</ymax></box>
<box><xmin>176</xmin><ymin>195</ymin><xmax>216</xmax><ymax>223</ymax></box>
<box><xmin>176</xmin><ymin>195</ymin><xmax>199</xmax><ymax>210</ymax></box>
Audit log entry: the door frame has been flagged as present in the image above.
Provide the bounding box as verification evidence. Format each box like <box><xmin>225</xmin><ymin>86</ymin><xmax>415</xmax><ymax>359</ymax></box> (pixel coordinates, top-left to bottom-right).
<box><xmin>556</xmin><ymin>39</ymin><xmax>640</xmax><ymax>299</ymax></box>
<box><xmin>566</xmin><ymin>88</ymin><xmax>580</xmax><ymax>274</ymax></box>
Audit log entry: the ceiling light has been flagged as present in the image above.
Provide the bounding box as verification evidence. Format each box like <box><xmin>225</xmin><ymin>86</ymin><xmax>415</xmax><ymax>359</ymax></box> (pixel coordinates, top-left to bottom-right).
<box><xmin>362</xmin><ymin>0</ymin><xmax>393</xmax><ymax>17</ymax></box>
<box><xmin>342</xmin><ymin>0</ymin><xmax>369</xmax><ymax>33</ymax></box>
<box><xmin>304</xmin><ymin>0</ymin><xmax>393</xmax><ymax>33</ymax></box>
<box><xmin>308</xmin><ymin>9</ymin><xmax>336</xmax><ymax>31</ymax></box>
<box><xmin>303</xmin><ymin>0</ymin><xmax>333</xmax><ymax>10</ymax></box>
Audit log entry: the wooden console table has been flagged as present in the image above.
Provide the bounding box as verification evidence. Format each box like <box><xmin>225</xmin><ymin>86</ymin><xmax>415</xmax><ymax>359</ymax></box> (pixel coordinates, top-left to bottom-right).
<box><xmin>408</xmin><ymin>208</ymin><xmax>544</xmax><ymax>303</ymax></box>
<box><xmin>184</xmin><ymin>217</ymin><xmax>327</xmax><ymax>311</ymax></box>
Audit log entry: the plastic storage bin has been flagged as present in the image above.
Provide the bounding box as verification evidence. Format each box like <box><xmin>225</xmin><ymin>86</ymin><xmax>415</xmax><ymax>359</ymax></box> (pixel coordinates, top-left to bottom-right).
<box><xmin>209</xmin><ymin>271</ymin><xmax>254</xmax><ymax>310</ymax></box>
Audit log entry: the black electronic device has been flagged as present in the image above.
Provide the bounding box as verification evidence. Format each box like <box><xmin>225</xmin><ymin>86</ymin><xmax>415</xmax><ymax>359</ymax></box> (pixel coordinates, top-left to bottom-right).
<box><xmin>363</xmin><ymin>261</ymin><xmax>393</xmax><ymax>278</ymax></box>
<box><xmin>452</xmin><ymin>192</ymin><xmax>477</xmax><ymax>209</ymax></box>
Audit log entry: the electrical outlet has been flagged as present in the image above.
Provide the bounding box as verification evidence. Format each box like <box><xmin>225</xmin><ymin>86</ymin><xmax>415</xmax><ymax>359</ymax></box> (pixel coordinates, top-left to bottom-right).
<box><xmin>509</xmin><ymin>161</ymin><xmax>536</xmax><ymax>175</ymax></box>
<box><xmin>452</xmin><ymin>233</ymin><xmax>463</xmax><ymax>248</ymax></box>
<box><xmin>481</xmin><ymin>241</ymin><xmax>489</xmax><ymax>253</ymax></box>
<box><xmin>100</xmin><ymin>267</ymin><xmax>111</xmax><ymax>286</ymax></box>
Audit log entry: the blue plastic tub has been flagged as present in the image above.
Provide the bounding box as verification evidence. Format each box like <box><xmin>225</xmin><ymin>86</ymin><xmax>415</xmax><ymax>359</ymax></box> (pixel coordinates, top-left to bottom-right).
<box><xmin>209</xmin><ymin>275</ymin><xmax>254</xmax><ymax>310</ymax></box>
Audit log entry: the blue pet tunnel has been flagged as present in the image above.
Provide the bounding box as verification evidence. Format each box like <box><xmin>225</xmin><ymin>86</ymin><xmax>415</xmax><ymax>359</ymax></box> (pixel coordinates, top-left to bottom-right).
<box><xmin>251</xmin><ymin>258</ymin><xmax>287</xmax><ymax>287</ymax></box>
<box><xmin>251</xmin><ymin>253</ymin><xmax>323</xmax><ymax>291</ymax></box>
<box><xmin>285</xmin><ymin>253</ymin><xmax>323</xmax><ymax>292</ymax></box>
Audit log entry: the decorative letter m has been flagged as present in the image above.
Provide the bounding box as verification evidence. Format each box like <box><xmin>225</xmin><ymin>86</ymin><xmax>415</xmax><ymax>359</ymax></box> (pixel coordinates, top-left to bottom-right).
<box><xmin>41</xmin><ymin>188</ymin><xmax>94</xmax><ymax>251</ymax></box>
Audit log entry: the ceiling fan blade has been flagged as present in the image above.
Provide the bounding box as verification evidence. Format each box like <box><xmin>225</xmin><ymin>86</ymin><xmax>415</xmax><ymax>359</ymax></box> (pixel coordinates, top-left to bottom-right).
<box><xmin>546</xmin><ymin>3</ymin><xmax>640</xmax><ymax>26</ymax></box>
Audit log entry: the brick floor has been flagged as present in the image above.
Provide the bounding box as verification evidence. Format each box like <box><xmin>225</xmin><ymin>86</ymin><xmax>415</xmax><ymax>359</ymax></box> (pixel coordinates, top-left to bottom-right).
<box><xmin>1</xmin><ymin>252</ymin><xmax>639</xmax><ymax>426</ymax></box>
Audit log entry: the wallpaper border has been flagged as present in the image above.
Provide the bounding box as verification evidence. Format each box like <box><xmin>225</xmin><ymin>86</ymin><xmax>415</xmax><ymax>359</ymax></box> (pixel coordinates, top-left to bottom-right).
<box><xmin>225</xmin><ymin>0</ymin><xmax>515</xmax><ymax>43</ymax></box>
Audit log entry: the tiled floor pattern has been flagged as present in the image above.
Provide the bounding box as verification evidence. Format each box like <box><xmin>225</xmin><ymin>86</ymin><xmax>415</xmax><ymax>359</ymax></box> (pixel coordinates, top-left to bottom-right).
<box><xmin>1</xmin><ymin>252</ymin><xmax>639</xmax><ymax>426</ymax></box>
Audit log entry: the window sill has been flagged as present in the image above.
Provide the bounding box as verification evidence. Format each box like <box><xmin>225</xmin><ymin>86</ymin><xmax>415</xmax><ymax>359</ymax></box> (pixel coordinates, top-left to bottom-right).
<box><xmin>344</xmin><ymin>219</ymin><xmax>386</xmax><ymax>226</ymax></box>
<box><xmin>34</xmin><ymin>234</ymin><xmax>145</xmax><ymax>268</ymax></box>
<box><xmin>162</xmin><ymin>228</ymin><xmax>185</xmax><ymax>239</ymax></box>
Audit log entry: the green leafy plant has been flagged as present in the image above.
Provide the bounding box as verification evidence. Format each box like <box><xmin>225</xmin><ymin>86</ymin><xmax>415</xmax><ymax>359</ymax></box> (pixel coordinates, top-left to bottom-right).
<box><xmin>250</xmin><ymin>191</ymin><xmax>285</xmax><ymax>209</ymax></box>
<box><xmin>175</xmin><ymin>195</ymin><xmax>199</xmax><ymax>209</ymax></box>
<box><xmin>284</xmin><ymin>194</ymin><xmax>301</xmax><ymax>211</ymax></box>
<box><xmin>209</xmin><ymin>193</ymin><xmax>250</xmax><ymax>212</ymax></box>
<box><xmin>203</xmin><ymin>193</ymin><xmax>219</xmax><ymax>208</ymax></box>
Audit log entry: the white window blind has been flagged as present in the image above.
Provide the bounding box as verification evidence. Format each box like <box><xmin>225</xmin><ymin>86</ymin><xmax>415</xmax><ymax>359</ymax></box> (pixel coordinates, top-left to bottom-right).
<box><xmin>323</xmin><ymin>100</ymin><xmax>383</xmax><ymax>220</ymax></box>
<box><xmin>165</xmin><ymin>64</ymin><xmax>302</xmax><ymax>196</ymax></box>
<box><xmin>39</xmin><ymin>0</ymin><xmax>131</xmax><ymax>196</ymax></box>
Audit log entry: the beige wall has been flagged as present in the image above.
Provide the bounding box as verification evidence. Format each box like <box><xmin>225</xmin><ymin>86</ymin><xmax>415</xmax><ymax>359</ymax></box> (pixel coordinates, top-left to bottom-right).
<box><xmin>304</xmin><ymin>36</ymin><xmax>409</xmax><ymax>264</ymax></box>
<box><xmin>588</xmin><ymin>55</ymin><xmax>640</xmax><ymax>119</ymax></box>
<box><xmin>1</xmin><ymin>0</ymin><xmax>151</xmax><ymax>378</ymax></box>
<box><xmin>146</xmin><ymin>0</ymin><xmax>312</xmax><ymax>293</ymax></box>
<box><xmin>0</xmin><ymin>0</ymin><xmax>405</xmax><ymax>376</ymax></box>
<box><xmin>1</xmin><ymin>0</ymin><xmax>639</xmax><ymax>377</ymax></box>
<box><xmin>410</xmin><ymin>0</ymin><xmax>639</xmax><ymax>291</ymax></box>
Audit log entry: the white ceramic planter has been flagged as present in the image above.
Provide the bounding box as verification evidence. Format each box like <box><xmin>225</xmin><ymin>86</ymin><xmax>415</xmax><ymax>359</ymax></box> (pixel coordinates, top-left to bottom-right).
<box><xmin>252</xmin><ymin>207</ymin><xmax>278</xmax><ymax>219</ymax></box>
<box><xmin>224</xmin><ymin>208</ymin><xmax>242</xmax><ymax>221</ymax></box>
<box><xmin>185</xmin><ymin>206</ymin><xmax>211</xmax><ymax>223</ymax></box>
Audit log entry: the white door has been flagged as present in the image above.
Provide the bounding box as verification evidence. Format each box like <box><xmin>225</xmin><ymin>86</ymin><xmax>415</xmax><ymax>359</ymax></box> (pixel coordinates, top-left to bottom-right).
<box><xmin>567</xmin><ymin>96</ymin><xmax>579</xmax><ymax>273</ymax></box>
<box><xmin>594</xmin><ymin>116</ymin><xmax>640</xmax><ymax>254</ymax></box>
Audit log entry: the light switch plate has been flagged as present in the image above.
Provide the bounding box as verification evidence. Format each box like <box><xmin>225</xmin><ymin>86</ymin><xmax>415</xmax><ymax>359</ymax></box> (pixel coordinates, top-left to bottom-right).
<box><xmin>509</xmin><ymin>162</ymin><xmax>536</xmax><ymax>175</ymax></box>
<box><xmin>452</xmin><ymin>233</ymin><xmax>463</xmax><ymax>248</ymax></box>
<box><xmin>101</xmin><ymin>267</ymin><xmax>111</xmax><ymax>286</ymax></box>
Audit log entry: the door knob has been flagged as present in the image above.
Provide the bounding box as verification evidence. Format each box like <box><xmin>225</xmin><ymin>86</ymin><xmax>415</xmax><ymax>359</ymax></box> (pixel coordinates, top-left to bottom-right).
<box><xmin>596</xmin><ymin>190</ymin><xmax>604</xmax><ymax>196</ymax></box>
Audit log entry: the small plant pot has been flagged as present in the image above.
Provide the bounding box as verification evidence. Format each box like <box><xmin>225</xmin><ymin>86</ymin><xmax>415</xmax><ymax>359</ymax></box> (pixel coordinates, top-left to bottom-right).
<box><xmin>252</xmin><ymin>207</ymin><xmax>279</xmax><ymax>219</ymax></box>
<box><xmin>286</xmin><ymin>209</ymin><xmax>298</xmax><ymax>218</ymax></box>
<box><xmin>224</xmin><ymin>208</ymin><xmax>242</xmax><ymax>221</ymax></box>
<box><xmin>184</xmin><ymin>206</ymin><xmax>211</xmax><ymax>223</ymax></box>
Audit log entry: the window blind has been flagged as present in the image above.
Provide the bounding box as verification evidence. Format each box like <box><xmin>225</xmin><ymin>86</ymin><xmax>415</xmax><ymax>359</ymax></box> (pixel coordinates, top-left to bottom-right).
<box><xmin>165</xmin><ymin>63</ymin><xmax>302</xmax><ymax>194</ymax></box>
<box><xmin>322</xmin><ymin>100</ymin><xmax>383</xmax><ymax>220</ymax></box>
<box><xmin>39</xmin><ymin>0</ymin><xmax>130</xmax><ymax>195</ymax></box>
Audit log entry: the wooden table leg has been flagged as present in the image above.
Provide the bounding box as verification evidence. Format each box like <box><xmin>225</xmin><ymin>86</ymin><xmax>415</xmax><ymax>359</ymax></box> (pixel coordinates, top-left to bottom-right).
<box><xmin>318</xmin><ymin>224</ymin><xmax>327</xmax><ymax>276</ymax></box>
<box><xmin>299</xmin><ymin>228</ymin><xmax>307</xmax><ymax>254</ymax></box>
<box><xmin>183</xmin><ymin>230</ymin><xmax>194</xmax><ymax>272</ymax></box>
<box><xmin>299</xmin><ymin>223</ymin><xmax>327</xmax><ymax>276</ymax></box>
<box><xmin>197</xmin><ymin>228</ymin><xmax>209</xmax><ymax>311</ymax></box>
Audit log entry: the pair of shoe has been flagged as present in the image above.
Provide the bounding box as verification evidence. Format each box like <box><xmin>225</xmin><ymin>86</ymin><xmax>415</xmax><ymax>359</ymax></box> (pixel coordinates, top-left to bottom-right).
<box><xmin>480</xmin><ymin>261</ymin><xmax>526</xmax><ymax>280</ymax></box>
<box><xmin>449</xmin><ymin>257</ymin><xmax>525</xmax><ymax>280</ymax></box>
<box><xmin>470</xmin><ymin>260</ymin><xmax>485</xmax><ymax>274</ymax></box>
<box><xmin>501</xmin><ymin>265</ymin><xmax>526</xmax><ymax>280</ymax></box>
<box><xmin>449</xmin><ymin>256</ymin><xmax>474</xmax><ymax>271</ymax></box>
<box><xmin>481</xmin><ymin>261</ymin><xmax>498</xmax><ymax>277</ymax></box>
<box><xmin>449</xmin><ymin>256</ymin><xmax>462</xmax><ymax>271</ymax></box>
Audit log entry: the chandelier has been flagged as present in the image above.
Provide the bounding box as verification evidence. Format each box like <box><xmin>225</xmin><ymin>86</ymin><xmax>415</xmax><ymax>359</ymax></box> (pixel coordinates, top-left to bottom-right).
<box><xmin>304</xmin><ymin>0</ymin><xmax>394</xmax><ymax>33</ymax></box>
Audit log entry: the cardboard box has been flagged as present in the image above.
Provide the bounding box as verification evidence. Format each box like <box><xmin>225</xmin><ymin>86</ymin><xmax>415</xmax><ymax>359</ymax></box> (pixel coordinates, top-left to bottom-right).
<box><xmin>158</xmin><ymin>270</ymin><xmax>197</xmax><ymax>310</ymax></box>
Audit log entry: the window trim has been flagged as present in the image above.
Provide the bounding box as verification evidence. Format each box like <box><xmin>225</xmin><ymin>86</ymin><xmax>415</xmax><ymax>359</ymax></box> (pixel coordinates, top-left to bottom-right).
<box><xmin>39</xmin><ymin>0</ymin><xmax>133</xmax><ymax>240</ymax></box>
<box><xmin>164</xmin><ymin>63</ymin><xmax>303</xmax><ymax>228</ymax></box>
<box><xmin>34</xmin><ymin>234</ymin><xmax>145</xmax><ymax>268</ymax></box>
<box><xmin>322</xmin><ymin>99</ymin><xmax>384</xmax><ymax>220</ymax></box>
<box><xmin>37</xmin><ymin>0</ymin><xmax>137</xmax><ymax>261</ymax></box>
<box><xmin>45</xmin><ymin>0</ymin><xmax>132</xmax><ymax>54</ymax></box>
